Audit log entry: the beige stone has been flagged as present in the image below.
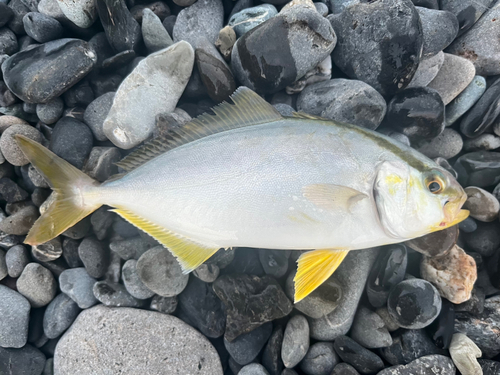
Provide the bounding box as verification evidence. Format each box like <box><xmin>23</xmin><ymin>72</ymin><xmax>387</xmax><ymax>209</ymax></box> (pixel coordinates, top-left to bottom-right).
<box><xmin>449</xmin><ymin>333</ymin><xmax>482</xmax><ymax>375</ymax></box>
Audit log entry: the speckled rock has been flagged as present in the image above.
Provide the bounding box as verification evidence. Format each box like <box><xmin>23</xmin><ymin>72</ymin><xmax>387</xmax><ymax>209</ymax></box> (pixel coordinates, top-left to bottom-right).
<box><xmin>54</xmin><ymin>306</ymin><xmax>224</xmax><ymax>374</ymax></box>
<box><xmin>43</xmin><ymin>293</ymin><xmax>80</xmax><ymax>339</ymax></box>
<box><xmin>413</xmin><ymin>128</ymin><xmax>463</xmax><ymax>160</ymax></box>
<box><xmin>0</xmin><ymin>124</ymin><xmax>43</xmax><ymax>166</ymax></box>
<box><xmin>17</xmin><ymin>263</ymin><xmax>57</xmax><ymax>308</ymax></box>
<box><xmin>0</xmin><ymin>285</ymin><xmax>31</xmax><ymax>348</ymax></box>
<box><xmin>56</xmin><ymin>0</ymin><xmax>97</xmax><ymax>28</ymax></box>
<box><xmin>377</xmin><ymin>355</ymin><xmax>456</xmax><ymax>375</ymax></box>
<box><xmin>224</xmin><ymin>322</ymin><xmax>272</xmax><ymax>365</ymax></box>
<box><xmin>463</xmin><ymin>186</ymin><xmax>500</xmax><ymax>222</ymax></box>
<box><xmin>282</xmin><ymin>315</ymin><xmax>309</xmax><ymax>368</ymax></box>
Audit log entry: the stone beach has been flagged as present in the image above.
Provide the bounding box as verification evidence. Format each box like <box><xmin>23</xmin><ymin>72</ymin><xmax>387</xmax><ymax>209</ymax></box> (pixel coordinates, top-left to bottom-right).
<box><xmin>0</xmin><ymin>0</ymin><xmax>499</xmax><ymax>374</ymax></box>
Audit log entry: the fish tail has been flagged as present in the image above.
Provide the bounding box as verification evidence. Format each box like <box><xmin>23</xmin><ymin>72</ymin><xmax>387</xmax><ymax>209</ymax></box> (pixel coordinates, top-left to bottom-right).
<box><xmin>15</xmin><ymin>135</ymin><xmax>102</xmax><ymax>246</ymax></box>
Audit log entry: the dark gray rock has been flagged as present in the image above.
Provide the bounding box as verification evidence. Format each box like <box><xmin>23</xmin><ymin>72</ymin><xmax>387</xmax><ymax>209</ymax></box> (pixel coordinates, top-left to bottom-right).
<box><xmin>333</xmin><ymin>335</ymin><xmax>384</xmax><ymax>375</ymax></box>
<box><xmin>0</xmin><ymin>28</ymin><xmax>18</xmax><ymax>56</ymax></box>
<box><xmin>377</xmin><ymin>355</ymin><xmax>456</xmax><ymax>375</ymax></box>
<box><xmin>78</xmin><ymin>236</ymin><xmax>109</xmax><ymax>278</ymax></box>
<box><xmin>23</xmin><ymin>12</ymin><xmax>63</xmax><ymax>43</ymax></box>
<box><xmin>0</xmin><ymin>3</ymin><xmax>14</xmax><ymax>28</ymax></box>
<box><xmin>36</xmin><ymin>97</ymin><xmax>64</xmax><ymax>124</ymax></box>
<box><xmin>2</xmin><ymin>39</ymin><xmax>97</xmax><ymax>104</ymax></box>
<box><xmin>0</xmin><ymin>285</ymin><xmax>31</xmax><ymax>348</ymax></box>
<box><xmin>150</xmin><ymin>295</ymin><xmax>177</xmax><ymax>314</ymax></box>
<box><xmin>463</xmin><ymin>221</ymin><xmax>500</xmax><ymax>257</ymax></box>
<box><xmin>0</xmin><ymin>177</ymin><xmax>28</xmax><ymax>202</ymax></box>
<box><xmin>7</xmin><ymin>0</ymin><xmax>30</xmax><ymax>35</ymax></box>
<box><xmin>93</xmin><ymin>280</ymin><xmax>144</xmax><ymax>307</ymax></box>
<box><xmin>261</xmin><ymin>325</ymin><xmax>283</xmax><ymax>375</ymax></box>
<box><xmin>89</xmin><ymin>207</ymin><xmax>113</xmax><ymax>241</ymax></box>
<box><xmin>228</xmin><ymin>4</ymin><xmax>277</xmax><ymax>38</ymax></box>
<box><xmin>416</xmin><ymin>7</ymin><xmax>458</xmax><ymax>58</ymax></box>
<box><xmin>0</xmin><ymin>205</ymin><xmax>38</xmax><ymax>235</ymax></box>
<box><xmin>142</xmin><ymin>8</ymin><xmax>172</xmax><ymax>53</ymax></box>
<box><xmin>239</xmin><ymin>364</ymin><xmax>270</xmax><ymax>375</ymax></box>
<box><xmin>121</xmin><ymin>259</ymin><xmax>154</xmax><ymax>300</ymax></box>
<box><xmin>350</xmin><ymin>306</ymin><xmax>392</xmax><ymax>349</ymax></box>
<box><xmin>445</xmin><ymin>75</ymin><xmax>486</xmax><ymax>127</ymax></box>
<box><xmin>331</xmin><ymin>363</ymin><xmax>360</xmax><ymax>375</ymax></box>
<box><xmin>43</xmin><ymin>293</ymin><xmax>80</xmax><ymax>339</ymax></box>
<box><xmin>440</xmin><ymin>0</ymin><xmax>494</xmax><ymax>36</ymax></box>
<box><xmin>17</xmin><ymin>263</ymin><xmax>57</xmax><ymax>308</ymax></box>
<box><xmin>62</xmin><ymin>238</ymin><xmax>82</xmax><ymax>268</ymax></box>
<box><xmin>258</xmin><ymin>249</ymin><xmax>289</xmax><ymax>278</ymax></box>
<box><xmin>0</xmin><ymin>345</ymin><xmax>46</xmax><ymax>374</ymax></box>
<box><xmin>463</xmin><ymin>186</ymin><xmax>499</xmax><ymax>222</ymax></box>
<box><xmin>83</xmin><ymin>147</ymin><xmax>121</xmax><ymax>182</ymax></box>
<box><xmin>300</xmin><ymin>342</ymin><xmax>339</xmax><ymax>375</ymax></box>
<box><xmin>454</xmin><ymin>151</ymin><xmax>500</xmax><ymax>188</ymax></box>
<box><xmin>479</xmin><ymin>359</ymin><xmax>500</xmax><ymax>375</ymax></box>
<box><xmin>5</xmin><ymin>244</ymin><xmax>29</xmax><ymax>278</ymax></box>
<box><xmin>224</xmin><ymin>322</ymin><xmax>272</xmax><ymax>365</ymax></box>
<box><xmin>59</xmin><ymin>267</ymin><xmax>98</xmax><ymax>309</ymax></box>
<box><xmin>281</xmin><ymin>314</ymin><xmax>309</xmax><ymax>368</ymax></box>
<box><xmin>109</xmin><ymin>236</ymin><xmax>150</xmax><ymax>261</ymax></box>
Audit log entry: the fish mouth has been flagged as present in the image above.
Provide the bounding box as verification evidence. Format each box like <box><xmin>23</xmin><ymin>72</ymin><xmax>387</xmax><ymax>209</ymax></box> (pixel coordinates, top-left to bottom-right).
<box><xmin>431</xmin><ymin>197</ymin><xmax>469</xmax><ymax>231</ymax></box>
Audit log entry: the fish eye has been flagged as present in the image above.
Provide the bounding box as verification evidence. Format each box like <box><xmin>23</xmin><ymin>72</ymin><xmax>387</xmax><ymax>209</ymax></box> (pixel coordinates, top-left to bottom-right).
<box><xmin>427</xmin><ymin>180</ymin><xmax>443</xmax><ymax>194</ymax></box>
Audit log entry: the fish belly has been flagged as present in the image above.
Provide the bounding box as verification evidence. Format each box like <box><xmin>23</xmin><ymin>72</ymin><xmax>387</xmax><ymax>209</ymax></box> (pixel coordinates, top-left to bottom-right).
<box><xmin>101</xmin><ymin>120</ymin><xmax>397</xmax><ymax>250</ymax></box>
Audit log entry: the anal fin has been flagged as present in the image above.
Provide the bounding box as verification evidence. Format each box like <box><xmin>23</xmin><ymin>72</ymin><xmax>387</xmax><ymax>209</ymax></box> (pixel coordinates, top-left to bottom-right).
<box><xmin>111</xmin><ymin>208</ymin><xmax>220</xmax><ymax>273</ymax></box>
<box><xmin>294</xmin><ymin>249</ymin><xmax>350</xmax><ymax>303</ymax></box>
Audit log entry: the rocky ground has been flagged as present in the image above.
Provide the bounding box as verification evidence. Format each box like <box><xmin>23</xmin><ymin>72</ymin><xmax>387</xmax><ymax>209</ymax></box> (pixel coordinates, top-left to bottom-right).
<box><xmin>0</xmin><ymin>0</ymin><xmax>500</xmax><ymax>374</ymax></box>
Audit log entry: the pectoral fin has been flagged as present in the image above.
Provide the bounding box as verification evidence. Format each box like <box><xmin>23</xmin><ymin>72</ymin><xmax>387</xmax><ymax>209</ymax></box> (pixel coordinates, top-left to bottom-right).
<box><xmin>294</xmin><ymin>249</ymin><xmax>349</xmax><ymax>303</ymax></box>
<box><xmin>111</xmin><ymin>208</ymin><xmax>220</xmax><ymax>273</ymax></box>
<box><xmin>302</xmin><ymin>184</ymin><xmax>367</xmax><ymax>212</ymax></box>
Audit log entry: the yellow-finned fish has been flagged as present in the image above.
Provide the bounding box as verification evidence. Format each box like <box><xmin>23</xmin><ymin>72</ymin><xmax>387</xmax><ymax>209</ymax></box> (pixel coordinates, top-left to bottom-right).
<box><xmin>16</xmin><ymin>87</ymin><xmax>469</xmax><ymax>302</ymax></box>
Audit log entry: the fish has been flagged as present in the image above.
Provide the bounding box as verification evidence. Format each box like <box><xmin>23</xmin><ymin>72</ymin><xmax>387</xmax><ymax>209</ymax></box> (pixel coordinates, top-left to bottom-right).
<box><xmin>15</xmin><ymin>87</ymin><xmax>469</xmax><ymax>303</ymax></box>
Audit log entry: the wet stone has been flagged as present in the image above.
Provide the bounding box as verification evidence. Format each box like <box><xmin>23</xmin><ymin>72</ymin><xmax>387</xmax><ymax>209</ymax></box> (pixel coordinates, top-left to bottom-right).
<box><xmin>150</xmin><ymin>295</ymin><xmax>177</xmax><ymax>314</ymax></box>
<box><xmin>384</xmin><ymin>87</ymin><xmax>444</xmax><ymax>142</ymax></box>
<box><xmin>387</xmin><ymin>278</ymin><xmax>442</xmax><ymax>329</ymax></box>
<box><xmin>43</xmin><ymin>293</ymin><xmax>80</xmax><ymax>339</ymax></box>
<box><xmin>261</xmin><ymin>325</ymin><xmax>283</xmax><ymax>375</ymax></box>
<box><xmin>350</xmin><ymin>306</ymin><xmax>392</xmax><ymax>349</ymax></box>
<box><xmin>59</xmin><ymin>267</ymin><xmax>98</xmax><ymax>309</ymax></box>
<box><xmin>36</xmin><ymin>97</ymin><xmax>64</xmax><ymax>125</ymax></box>
<box><xmin>213</xmin><ymin>273</ymin><xmax>292</xmax><ymax>342</ymax></box>
<box><xmin>333</xmin><ymin>335</ymin><xmax>384</xmax><ymax>375</ymax></box>
<box><xmin>228</xmin><ymin>4</ymin><xmax>278</xmax><ymax>38</ymax></box>
<box><xmin>300</xmin><ymin>342</ymin><xmax>338</xmax><ymax>375</ymax></box>
<box><xmin>463</xmin><ymin>221</ymin><xmax>500</xmax><ymax>257</ymax></box>
<box><xmin>413</xmin><ymin>128</ymin><xmax>463</xmax><ymax>160</ymax></box>
<box><xmin>224</xmin><ymin>322</ymin><xmax>272</xmax><ymax>365</ymax></box>
<box><xmin>49</xmin><ymin>117</ymin><xmax>93</xmax><ymax>169</ymax></box>
<box><xmin>329</xmin><ymin>0</ymin><xmax>422</xmax><ymax>96</ymax></box>
<box><xmin>445</xmin><ymin>76</ymin><xmax>486</xmax><ymax>127</ymax></box>
<box><xmin>23</xmin><ymin>12</ymin><xmax>63</xmax><ymax>43</ymax></box>
<box><xmin>5</xmin><ymin>244</ymin><xmax>29</xmax><ymax>278</ymax></box>
<box><xmin>464</xmin><ymin>133</ymin><xmax>500</xmax><ymax>152</ymax></box>
<box><xmin>0</xmin><ymin>285</ymin><xmax>31</xmax><ymax>348</ymax></box>
<box><xmin>297</xmin><ymin>79</ymin><xmax>386</xmax><ymax>130</ymax></box>
<box><xmin>454</xmin><ymin>151</ymin><xmax>500</xmax><ymax>188</ymax></box>
<box><xmin>377</xmin><ymin>355</ymin><xmax>456</xmax><ymax>375</ymax></box>
<box><xmin>463</xmin><ymin>186</ymin><xmax>499</xmax><ymax>222</ymax></box>
<box><xmin>2</xmin><ymin>39</ymin><xmax>97</xmax><ymax>104</ymax></box>
<box><xmin>404</xmin><ymin>224</ymin><xmax>458</xmax><ymax>257</ymax></box>
<box><xmin>416</xmin><ymin>7</ymin><xmax>458</xmax><ymax>58</ymax></box>
<box><xmin>78</xmin><ymin>236</ymin><xmax>109</xmax><ymax>278</ymax></box>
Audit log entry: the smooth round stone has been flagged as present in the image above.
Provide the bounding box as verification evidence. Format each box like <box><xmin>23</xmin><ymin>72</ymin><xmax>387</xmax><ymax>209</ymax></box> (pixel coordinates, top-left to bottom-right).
<box><xmin>195</xmin><ymin>39</ymin><xmax>236</xmax><ymax>103</ymax></box>
<box><xmin>0</xmin><ymin>177</ymin><xmax>29</xmax><ymax>203</ymax></box>
<box><xmin>109</xmin><ymin>236</ymin><xmax>150</xmax><ymax>261</ymax></box>
<box><xmin>331</xmin><ymin>363</ymin><xmax>360</xmax><ymax>375</ymax></box>
<box><xmin>136</xmin><ymin>246</ymin><xmax>188</xmax><ymax>297</ymax></box>
<box><xmin>95</xmin><ymin>0</ymin><xmax>141</xmax><ymax>52</ymax></box>
<box><xmin>0</xmin><ymin>345</ymin><xmax>46</xmax><ymax>373</ymax></box>
<box><xmin>224</xmin><ymin>322</ymin><xmax>272</xmax><ymax>365</ymax></box>
<box><xmin>281</xmin><ymin>314</ymin><xmax>309</xmax><ymax>368</ymax></box>
<box><xmin>78</xmin><ymin>237</ymin><xmax>109</xmax><ymax>279</ymax></box>
<box><xmin>162</xmin><ymin>14</ymin><xmax>175</xmax><ymax>36</ymax></box>
<box><xmin>408</xmin><ymin>51</ymin><xmax>444</xmax><ymax>88</ymax></box>
<box><xmin>5</xmin><ymin>244</ymin><xmax>29</xmax><ymax>278</ymax></box>
<box><xmin>2</xmin><ymin>39</ymin><xmax>97</xmax><ymax>104</ymax></box>
<box><xmin>445</xmin><ymin>76</ymin><xmax>486</xmax><ymax>127</ymax></box>
<box><xmin>0</xmin><ymin>124</ymin><xmax>43</xmax><ymax>166</ymax></box>
<box><xmin>413</xmin><ymin>128</ymin><xmax>463</xmax><ymax>160</ymax></box>
<box><xmin>463</xmin><ymin>221</ymin><xmax>500</xmax><ymax>257</ymax></box>
<box><xmin>440</xmin><ymin>0</ymin><xmax>494</xmax><ymax>36</ymax></box>
<box><xmin>447</xmin><ymin>2</ymin><xmax>500</xmax><ymax>76</ymax></box>
<box><xmin>464</xmin><ymin>134</ymin><xmax>500</xmax><ymax>152</ymax></box>
<box><xmin>56</xmin><ymin>0</ymin><xmax>97</xmax><ymax>27</ymax></box>
<box><xmin>375</xmin><ymin>307</ymin><xmax>400</xmax><ymax>332</ymax></box>
<box><xmin>93</xmin><ymin>280</ymin><xmax>144</xmax><ymax>307</ymax></box>
<box><xmin>333</xmin><ymin>335</ymin><xmax>384</xmax><ymax>374</ymax></box>
<box><xmin>0</xmin><ymin>285</ymin><xmax>31</xmax><ymax>348</ymax></box>
<box><xmin>192</xmin><ymin>263</ymin><xmax>219</xmax><ymax>283</ymax></box>
<box><xmin>36</xmin><ymin>97</ymin><xmax>64</xmax><ymax>124</ymax></box>
<box><xmin>300</xmin><ymin>342</ymin><xmax>339</xmax><ymax>375</ymax></box>
<box><xmin>31</xmin><ymin>237</ymin><xmax>62</xmax><ymax>262</ymax></box>
<box><xmin>228</xmin><ymin>4</ymin><xmax>278</xmax><ymax>38</ymax></box>
<box><xmin>459</xmin><ymin>217</ymin><xmax>478</xmax><ymax>233</ymax></box>
<box><xmin>150</xmin><ymin>295</ymin><xmax>177</xmax><ymax>314</ymax></box>
<box><xmin>460</xmin><ymin>77</ymin><xmax>500</xmax><ymax>138</ymax></box>
<box><xmin>23</xmin><ymin>12</ymin><xmax>63</xmax><ymax>43</ymax></box>
<box><xmin>350</xmin><ymin>306</ymin><xmax>392</xmax><ymax>349</ymax></box>
<box><xmin>0</xmin><ymin>3</ymin><xmax>14</xmax><ymax>28</ymax></box>
<box><xmin>54</xmin><ymin>305</ymin><xmax>223</xmax><ymax>374</ymax></box>
<box><xmin>464</xmin><ymin>186</ymin><xmax>500</xmax><ymax>222</ymax></box>
<box><xmin>0</xmin><ymin>205</ymin><xmax>38</xmax><ymax>236</ymax></box>
<box><xmin>83</xmin><ymin>92</ymin><xmax>114</xmax><ymax>142</ymax></box>
<box><xmin>239</xmin><ymin>363</ymin><xmax>269</xmax><ymax>375</ymax></box>
<box><xmin>416</xmin><ymin>7</ymin><xmax>458</xmax><ymax>58</ymax></box>
<box><xmin>377</xmin><ymin>355</ymin><xmax>456</xmax><ymax>375</ymax></box>
<box><xmin>366</xmin><ymin>244</ymin><xmax>407</xmax><ymax>308</ymax></box>
<box><xmin>231</xmin><ymin>4</ymin><xmax>336</xmax><ymax>95</ymax></box>
<box><xmin>173</xmin><ymin>0</ymin><xmax>224</xmax><ymax>48</ymax></box>
<box><xmin>314</xmin><ymin>2</ymin><xmax>328</xmax><ymax>16</ymax></box>
<box><xmin>449</xmin><ymin>333</ymin><xmax>482</xmax><ymax>375</ymax></box>
<box><xmin>17</xmin><ymin>263</ymin><xmax>57</xmax><ymax>308</ymax></box>
<box><xmin>427</xmin><ymin>53</ymin><xmax>476</xmax><ymax>105</ymax></box>
<box><xmin>258</xmin><ymin>249</ymin><xmax>289</xmax><ymax>278</ymax></box>
<box><xmin>329</xmin><ymin>0</ymin><xmax>422</xmax><ymax>96</ymax></box>
<box><xmin>59</xmin><ymin>267</ymin><xmax>98</xmax><ymax>309</ymax></box>
<box><xmin>261</xmin><ymin>325</ymin><xmax>283</xmax><ymax>375</ymax></box>
<box><xmin>0</xmin><ymin>28</ymin><xmax>18</xmax><ymax>55</ymax></box>
<box><xmin>421</xmin><ymin>245</ymin><xmax>477</xmax><ymax>304</ymax></box>
<box><xmin>142</xmin><ymin>8</ymin><xmax>172</xmax><ymax>53</ymax></box>
<box><xmin>0</xmin><ymin>250</ymin><xmax>7</xmax><ymax>280</ymax></box>
<box><xmin>387</xmin><ymin>279</ymin><xmax>442</xmax><ymax>329</ymax></box>
<box><xmin>43</xmin><ymin>293</ymin><xmax>80</xmax><ymax>339</ymax></box>
<box><xmin>454</xmin><ymin>151</ymin><xmax>500</xmax><ymax>187</ymax></box>
<box><xmin>385</xmin><ymin>87</ymin><xmax>444</xmax><ymax>141</ymax></box>
<box><xmin>297</xmin><ymin>79</ymin><xmax>386</xmax><ymax>130</ymax></box>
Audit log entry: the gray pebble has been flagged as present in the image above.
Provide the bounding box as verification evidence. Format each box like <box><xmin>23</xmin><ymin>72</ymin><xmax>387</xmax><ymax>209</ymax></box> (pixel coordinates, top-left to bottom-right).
<box><xmin>43</xmin><ymin>293</ymin><xmax>80</xmax><ymax>339</ymax></box>
<box><xmin>55</xmin><ymin>0</ymin><xmax>97</xmax><ymax>28</ymax></box>
<box><xmin>239</xmin><ymin>363</ymin><xmax>270</xmax><ymax>375</ymax></box>
<box><xmin>28</xmin><ymin>165</ymin><xmax>49</xmax><ymax>188</ymax></box>
<box><xmin>23</xmin><ymin>12</ymin><xmax>63</xmax><ymax>43</ymax></box>
<box><xmin>375</xmin><ymin>307</ymin><xmax>401</xmax><ymax>332</ymax></box>
<box><xmin>350</xmin><ymin>306</ymin><xmax>392</xmax><ymax>349</ymax></box>
<box><xmin>300</xmin><ymin>342</ymin><xmax>339</xmax><ymax>375</ymax></box>
<box><xmin>0</xmin><ymin>124</ymin><xmax>43</xmax><ymax>166</ymax></box>
<box><xmin>0</xmin><ymin>248</ymin><xmax>6</xmax><ymax>280</ymax></box>
<box><xmin>136</xmin><ymin>246</ymin><xmax>188</xmax><ymax>297</ymax></box>
<box><xmin>122</xmin><ymin>259</ymin><xmax>154</xmax><ymax>299</ymax></box>
<box><xmin>93</xmin><ymin>280</ymin><xmax>144</xmax><ymax>307</ymax></box>
<box><xmin>78</xmin><ymin>236</ymin><xmax>109</xmax><ymax>278</ymax></box>
<box><xmin>31</xmin><ymin>237</ymin><xmax>62</xmax><ymax>262</ymax></box>
<box><xmin>43</xmin><ymin>357</ymin><xmax>53</xmax><ymax>375</ymax></box>
<box><xmin>224</xmin><ymin>322</ymin><xmax>272</xmax><ymax>365</ymax></box>
<box><xmin>314</xmin><ymin>2</ymin><xmax>328</xmax><ymax>16</ymax></box>
<box><xmin>59</xmin><ymin>267</ymin><xmax>99</xmax><ymax>309</ymax></box>
<box><xmin>36</xmin><ymin>97</ymin><xmax>64</xmax><ymax>125</ymax></box>
<box><xmin>413</xmin><ymin>128</ymin><xmax>463</xmax><ymax>160</ymax></box>
<box><xmin>416</xmin><ymin>7</ymin><xmax>458</xmax><ymax>58</ymax></box>
<box><xmin>16</xmin><ymin>263</ymin><xmax>57</xmax><ymax>308</ymax></box>
<box><xmin>150</xmin><ymin>295</ymin><xmax>177</xmax><ymax>314</ymax></box>
<box><xmin>5</xmin><ymin>244</ymin><xmax>30</xmax><ymax>278</ymax></box>
<box><xmin>445</xmin><ymin>76</ymin><xmax>487</xmax><ymax>127</ymax></box>
<box><xmin>192</xmin><ymin>263</ymin><xmax>219</xmax><ymax>283</ymax></box>
<box><xmin>0</xmin><ymin>4</ymin><xmax>14</xmax><ymax>28</ymax></box>
<box><xmin>440</xmin><ymin>0</ymin><xmax>493</xmax><ymax>36</ymax></box>
<box><xmin>273</xmin><ymin>103</ymin><xmax>294</xmax><ymax>117</ymax></box>
<box><xmin>109</xmin><ymin>236</ymin><xmax>151</xmax><ymax>260</ymax></box>
<box><xmin>0</xmin><ymin>285</ymin><xmax>30</xmax><ymax>348</ymax></box>
<box><xmin>331</xmin><ymin>363</ymin><xmax>360</xmax><ymax>375</ymax></box>
<box><xmin>408</xmin><ymin>51</ymin><xmax>444</xmax><ymax>88</ymax></box>
<box><xmin>463</xmin><ymin>186</ymin><xmax>500</xmax><ymax>222</ymax></box>
<box><xmin>0</xmin><ymin>205</ymin><xmax>37</xmax><ymax>236</ymax></box>
<box><xmin>90</xmin><ymin>207</ymin><xmax>114</xmax><ymax>240</ymax></box>
<box><xmin>142</xmin><ymin>8</ymin><xmax>172</xmax><ymax>53</ymax></box>
<box><xmin>82</xmin><ymin>147</ymin><xmax>120</xmax><ymax>182</ymax></box>
<box><xmin>282</xmin><ymin>314</ymin><xmax>309</xmax><ymax>368</ymax></box>
<box><xmin>83</xmin><ymin>92</ymin><xmax>114</xmax><ymax>142</ymax></box>
<box><xmin>464</xmin><ymin>134</ymin><xmax>500</xmax><ymax>152</ymax></box>
<box><xmin>0</xmin><ymin>27</ymin><xmax>18</xmax><ymax>55</ymax></box>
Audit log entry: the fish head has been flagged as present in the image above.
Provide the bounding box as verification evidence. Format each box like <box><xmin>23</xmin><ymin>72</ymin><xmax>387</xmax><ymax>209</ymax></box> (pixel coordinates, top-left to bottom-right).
<box><xmin>374</xmin><ymin>160</ymin><xmax>468</xmax><ymax>240</ymax></box>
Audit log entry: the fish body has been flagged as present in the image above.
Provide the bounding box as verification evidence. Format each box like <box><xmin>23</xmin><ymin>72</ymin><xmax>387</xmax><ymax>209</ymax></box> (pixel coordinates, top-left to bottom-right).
<box><xmin>16</xmin><ymin>87</ymin><xmax>468</xmax><ymax>302</ymax></box>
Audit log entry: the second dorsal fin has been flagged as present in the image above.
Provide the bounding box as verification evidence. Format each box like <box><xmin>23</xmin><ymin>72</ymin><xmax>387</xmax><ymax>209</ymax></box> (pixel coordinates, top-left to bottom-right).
<box><xmin>292</xmin><ymin>112</ymin><xmax>330</xmax><ymax>121</ymax></box>
<box><xmin>116</xmin><ymin>87</ymin><xmax>282</xmax><ymax>172</ymax></box>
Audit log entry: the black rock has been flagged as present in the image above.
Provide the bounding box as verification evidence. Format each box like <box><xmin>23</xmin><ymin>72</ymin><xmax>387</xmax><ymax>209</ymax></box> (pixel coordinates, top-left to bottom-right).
<box><xmin>43</xmin><ymin>293</ymin><xmax>80</xmax><ymax>339</ymax></box>
<box><xmin>455</xmin><ymin>287</ymin><xmax>486</xmax><ymax>315</ymax></box>
<box><xmin>101</xmin><ymin>50</ymin><xmax>136</xmax><ymax>72</ymax></box>
<box><xmin>178</xmin><ymin>276</ymin><xmax>226</xmax><ymax>338</ymax></box>
<box><xmin>463</xmin><ymin>221</ymin><xmax>500</xmax><ymax>257</ymax></box>
<box><xmin>440</xmin><ymin>0</ymin><xmax>494</xmax><ymax>36</ymax></box>
<box><xmin>333</xmin><ymin>335</ymin><xmax>384</xmax><ymax>375</ymax></box>
<box><xmin>62</xmin><ymin>238</ymin><xmax>82</xmax><ymax>268</ymax></box>
<box><xmin>78</xmin><ymin>236</ymin><xmax>109</xmax><ymax>279</ymax></box>
<box><xmin>366</xmin><ymin>244</ymin><xmax>407</xmax><ymax>308</ymax></box>
<box><xmin>49</xmin><ymin>117</ymin><xmax>93</xmax><ymax>169</ymax></box>
<box><xmin>2</xmin><ymin>39</ymin><xmax>97</xmax><ymax>104</ymax></box>
<box><xmin>150</xmin><ymin>295</ymin><xmax>177</xmax><ymax>314</ymax></box>
<box><xmin>258</xmin><ymin>249</ymin><xmax>289</xmax><ymax>279</ymax></box>
<box><xmin>93</xmin><ymin>280</ymin><xmax>144</xmax><ymax>307</ymax></box>
<box><xmin>261</xmin><ymin>325</ymin><xmax>283</xmax><ymax>375</ymax></box>
<box><xmin>62</xmin><ymin>79</ymin><xmax>95</xmax><ymax>108</ymax></box>
<box><xmin>380</xmin><ymin>329</ymin><xmax>445</xmax><ymax>366</ymax></box>
<box><xmin>459</xmin><ymin>217</ymin><xmax>478</xmax><ymax>233</ymax></box>
<box><xmin>0</xmin><ymin>177</ymin><xmax>29</xmax><ymax>203</ymax></box>
<box><xmin>23</xmin><ymin>12</ymin><xmax>63</xmax><ymax>43</ymax></box>
<box><xmin>0</xmin><ymin>3</ymin><xmax>14</xmax><ymax>28</ymax></box>
<box><xmin>0</xmin><ymin>28</ymin><xmax>18</xmax><ymax>56</ymax></box>
<box><xmin>0</xmin><ymin>345</ymin><xmax>46</xmax><ymax>375</ymax></box>
<box><xmin>384</xmin><ymin>87</ymin><xmax>445</xmax><ymax>141</ymax></box>
<box><xmin>7</xmin><ymin>0</ymin><xmax>30</xmax><ymax>35</ymax></box>
<box><xmin>431</xmin><ymin>299</ymin><xmax>455</xmax><ymax>349</ymax></box>
<box><xmin>222</xmin><ymin>248</ymin><xmax>264</xmax><ymax>276</ymax></box>
<box><xmin>224</xmin><ymin>322</ymin><xmax>272</xmax><ymax>365</ymax></box>
<box><xmin>213</xmin><ymin>274</ymin><xmax>292</xmax><ymax>342</ymax></box>
<box><xmin>479</xmin><ymin>359</ymin><xmax>500</xmax><ymax>375</ymax></box>
<box><xmin>331</xmin><ymin>363</ymin><xmax>361</xmax><ymax>375</ymax></box>
<box><xmin>404</xmin><ymin>225</ymin><xmax>458</xmax><ymax>257</ymax></box>
<box><xmin>387</xmin><ymin>279</ymin><xmax>442</xmax><ymax>329</ymax></box>
<box><xmin>454</xmin><ymin>151</ymin><xmax>500</xmax><ymax>188</ymax></box>
<box><xmin>329</xmin><ymin>0</ymin><xmax>423</xmax><ymax>96</ymax></box>
<box><xmin>95</xmin><ymin>0</ymin><xmax>141</xmax><ymax>52</ymax></box>
<box><xmin>416</xmin><ymin>7</ymin><xmax>458</xmax><ymax>58</ymax></box>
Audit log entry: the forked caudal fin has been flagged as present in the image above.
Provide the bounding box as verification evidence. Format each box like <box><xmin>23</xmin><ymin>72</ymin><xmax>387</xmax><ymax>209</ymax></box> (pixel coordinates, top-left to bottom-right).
<box><xmin>15</xmin><ymin>135</ymin><xmax>102</xmax><ymax>246</ymax></box>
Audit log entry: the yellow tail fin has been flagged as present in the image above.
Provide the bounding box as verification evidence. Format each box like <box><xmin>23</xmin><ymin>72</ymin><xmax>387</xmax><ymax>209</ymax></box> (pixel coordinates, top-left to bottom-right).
<box><xmin>15</xmin><ymin>135</ymin><xmax>102</xmax><ymax>246</ymax></box>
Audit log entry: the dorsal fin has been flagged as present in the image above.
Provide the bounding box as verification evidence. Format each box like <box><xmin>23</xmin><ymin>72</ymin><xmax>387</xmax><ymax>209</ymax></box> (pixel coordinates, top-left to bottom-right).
<box><xmin>292</xmin><ymin>112</ymin><xmax>329</xmax><ymax>121</ymax></box>
<box><xmin>116</xmin><ymin>87</ymin><xmax>282</xmax><ymax>172</ymax></box>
